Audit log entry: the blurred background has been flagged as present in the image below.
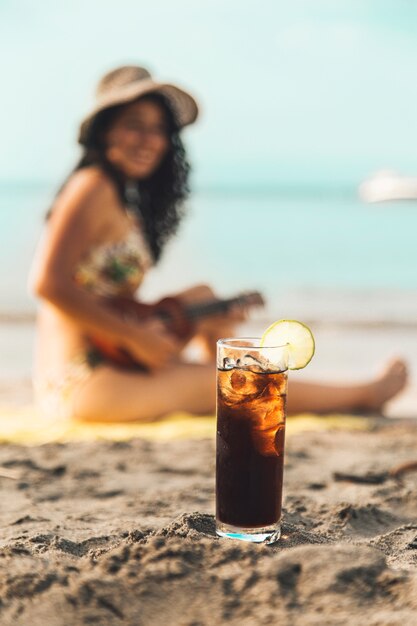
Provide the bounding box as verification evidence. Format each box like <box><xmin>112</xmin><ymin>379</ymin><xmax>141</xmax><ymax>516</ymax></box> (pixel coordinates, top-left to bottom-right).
<box><xmin>1</xmin><ymin>0</ymin><xmax>417</xmax><ymax>413</ymax></box>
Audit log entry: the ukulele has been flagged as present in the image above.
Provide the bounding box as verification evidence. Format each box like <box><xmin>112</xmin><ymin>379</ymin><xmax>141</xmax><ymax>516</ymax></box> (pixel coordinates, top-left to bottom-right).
<box><xmin>90</xmin><ymin>291</ymin><xmax>265</xmax><ymax>369</ymax></box>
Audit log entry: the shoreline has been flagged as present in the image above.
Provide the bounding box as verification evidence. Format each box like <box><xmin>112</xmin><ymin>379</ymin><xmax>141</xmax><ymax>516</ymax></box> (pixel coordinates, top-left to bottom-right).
<box><xmin>4</xmin><ymin>283</ymin><xmax>417</xmax><ymax>329</ymax></box>
<box><xmin>5</xmin><ymin>312</ymin><xmax>417</xmax><ymax>330</ymax></box>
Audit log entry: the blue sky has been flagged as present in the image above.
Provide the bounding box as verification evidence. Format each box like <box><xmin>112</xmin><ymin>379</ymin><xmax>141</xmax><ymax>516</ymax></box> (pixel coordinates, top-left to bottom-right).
<box><xmin>2</xmin><ymin>0</ymin><xmax>417</xmax><ymax>187</ymax></box>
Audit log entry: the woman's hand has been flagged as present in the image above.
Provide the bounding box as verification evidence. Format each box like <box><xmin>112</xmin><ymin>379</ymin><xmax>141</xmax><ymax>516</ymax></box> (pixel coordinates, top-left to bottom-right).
<box><xmin>174</xmin><ymin>283</ymin><xmax>247</xmax><ymax>338</ymax></box>
<box><xmin>199</xmin><ymin>302</ymin><xmax>246</xmax><ymax>335</ymax></box>
<box><xmin>173</xmin><ymin>284</ymin><xmax>247</xmax><ymax>362</ymax></box>
<box><xmin>124</xmin><ymin>319</ymin><xmax>182</xmax><ymax>371</ymax></box>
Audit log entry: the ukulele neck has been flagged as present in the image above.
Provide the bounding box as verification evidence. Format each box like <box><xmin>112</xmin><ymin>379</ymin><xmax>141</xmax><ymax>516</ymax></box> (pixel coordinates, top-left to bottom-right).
<box><xmin>184</xmin><ymin>295</ymin><xmax>248</xmax><ymax>321</ymax></box>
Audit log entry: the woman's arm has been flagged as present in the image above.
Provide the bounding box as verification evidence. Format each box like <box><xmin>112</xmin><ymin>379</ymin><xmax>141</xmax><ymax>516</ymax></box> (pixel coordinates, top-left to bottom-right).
<box><xmin>30</xmin><ymin>168</ymin><xmax>180</xmax><ymax>369</ymax></box>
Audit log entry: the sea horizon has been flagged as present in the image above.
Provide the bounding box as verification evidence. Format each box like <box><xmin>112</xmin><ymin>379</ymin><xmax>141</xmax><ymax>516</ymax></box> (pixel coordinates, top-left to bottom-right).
<box><xmin>2</xmin><ymin>180</ymin><xmax>417</xmax><ymax>322</ymax></box>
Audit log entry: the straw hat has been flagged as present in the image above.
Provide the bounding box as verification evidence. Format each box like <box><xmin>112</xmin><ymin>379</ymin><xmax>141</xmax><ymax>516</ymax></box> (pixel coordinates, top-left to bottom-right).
<box><xmin>78</xmin><ymin>65</ymin><xmax>199</xmax><ymax>145</ymax></box>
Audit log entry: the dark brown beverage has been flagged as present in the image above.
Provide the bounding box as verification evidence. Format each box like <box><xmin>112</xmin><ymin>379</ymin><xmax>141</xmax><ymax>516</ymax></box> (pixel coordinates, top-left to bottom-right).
<box><xmin>216</xmin><ymin>366</ymin><xmax>287</xmax><ymax>530</ymax></box>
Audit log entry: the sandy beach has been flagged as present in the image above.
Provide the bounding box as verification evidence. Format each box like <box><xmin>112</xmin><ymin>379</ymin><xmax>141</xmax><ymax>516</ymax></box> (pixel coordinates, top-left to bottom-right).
<box><xmin>0</xmin><ymin>319</ymin><xmax>416</xmax><ymax>623</ymax></box>
<box><xmin>0</xmin><ymin>417</ymin><xmax>416</xmax><ymax>625</ymax></box>
<box><xmin>0</xmin><ymin>320</ymin><xmax>416</xmax><ymax>625</ymax></box>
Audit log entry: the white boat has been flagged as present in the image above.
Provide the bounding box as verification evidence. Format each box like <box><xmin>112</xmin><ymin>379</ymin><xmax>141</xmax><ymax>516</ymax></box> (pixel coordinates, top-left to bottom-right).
<box><xmin>359</xmin><ymin>170</ymin><xmax>417</xmax><ymax>203</ymax></box>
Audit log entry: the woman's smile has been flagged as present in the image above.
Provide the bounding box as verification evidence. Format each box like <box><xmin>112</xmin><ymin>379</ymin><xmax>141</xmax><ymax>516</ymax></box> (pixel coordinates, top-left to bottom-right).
<box><xmin>129</xmin><ymin>150</ymin><xmax>155</xmax><ymax>163</ymax></box>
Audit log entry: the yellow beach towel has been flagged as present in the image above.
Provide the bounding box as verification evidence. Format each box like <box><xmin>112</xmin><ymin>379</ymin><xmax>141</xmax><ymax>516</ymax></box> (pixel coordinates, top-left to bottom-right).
<box><xmin>0</xmin><ymin>405</ymin><xmax>371</xmax><ymax>446</ymax></box>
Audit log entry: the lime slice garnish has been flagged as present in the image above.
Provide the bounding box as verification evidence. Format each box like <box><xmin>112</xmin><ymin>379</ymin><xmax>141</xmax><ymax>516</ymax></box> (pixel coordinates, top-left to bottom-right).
<box><xmin>260</xmin><ymin>320</ymin><xmax>315</xmax><ymax>370</ymax></box>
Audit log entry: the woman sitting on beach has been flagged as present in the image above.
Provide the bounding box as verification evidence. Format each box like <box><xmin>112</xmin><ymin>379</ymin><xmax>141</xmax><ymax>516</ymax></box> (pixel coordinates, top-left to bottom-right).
<box><xmin>30</xmin><ymin>65</ymin><xmax>407</xmax><ymax>422</ymax></box>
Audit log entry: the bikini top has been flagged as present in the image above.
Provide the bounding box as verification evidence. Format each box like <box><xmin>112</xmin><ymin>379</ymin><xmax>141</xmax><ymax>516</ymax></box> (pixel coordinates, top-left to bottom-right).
<box><xmin>73</xmin><ymin>211</ymin><xmax>153</xmax><ymax>297</ymax></box>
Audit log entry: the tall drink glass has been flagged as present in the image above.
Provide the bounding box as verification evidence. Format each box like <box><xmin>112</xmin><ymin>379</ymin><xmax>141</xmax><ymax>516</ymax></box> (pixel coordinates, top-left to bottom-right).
<box><xmin>216</xmin><ymin>338</ymin><xmax>288</xmax><ymax>544</ymax></box>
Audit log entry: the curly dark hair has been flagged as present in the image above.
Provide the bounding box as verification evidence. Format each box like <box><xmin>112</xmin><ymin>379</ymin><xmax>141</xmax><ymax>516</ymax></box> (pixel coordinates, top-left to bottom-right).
<box><xmin>56</xmin><ymin>93</ymin><xmax>191</xmax><ymax>263</ymax></box>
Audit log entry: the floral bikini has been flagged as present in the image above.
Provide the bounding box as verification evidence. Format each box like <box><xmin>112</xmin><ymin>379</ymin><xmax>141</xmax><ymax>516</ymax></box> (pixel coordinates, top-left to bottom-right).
<box><xmin>74</xmin><ymin>220</ymin><xmax>153</xmax><ymax>298</ymax></box>
<box><xmin>35</xmin><ymin>201</ymin><xmax>154</xmax><ymax>419</ymax></box>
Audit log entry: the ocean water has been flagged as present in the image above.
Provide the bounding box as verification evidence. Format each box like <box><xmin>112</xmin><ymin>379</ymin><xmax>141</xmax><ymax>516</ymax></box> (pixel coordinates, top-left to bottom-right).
<box><xmin>2</xmin><ymin>181</ymin><xmax>417</xmax><ymax>324</ymax></box>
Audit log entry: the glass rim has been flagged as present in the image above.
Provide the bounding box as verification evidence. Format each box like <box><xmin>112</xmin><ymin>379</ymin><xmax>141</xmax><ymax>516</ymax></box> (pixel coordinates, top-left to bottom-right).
<box><xmin>217</xmin><ymin>337</ymin><xmax>288</xmax><ymax>350</ymax></box>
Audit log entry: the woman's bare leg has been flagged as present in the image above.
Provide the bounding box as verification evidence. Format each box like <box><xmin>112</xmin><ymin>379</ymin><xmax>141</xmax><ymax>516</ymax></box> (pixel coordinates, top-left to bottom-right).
<box><xmin>73</xmin><ymin>361</ymin><xmax>215</xmax><ymax>422</ymax></box>
<box><xmin>287</xmin><ymin>359</ymin><xmax>407</xmax><ymax>414</ymax></box>
<box><xmin>72</xmin><ymin>357</ymin><xmax>407</xmax><ymax>422</ymax></box>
